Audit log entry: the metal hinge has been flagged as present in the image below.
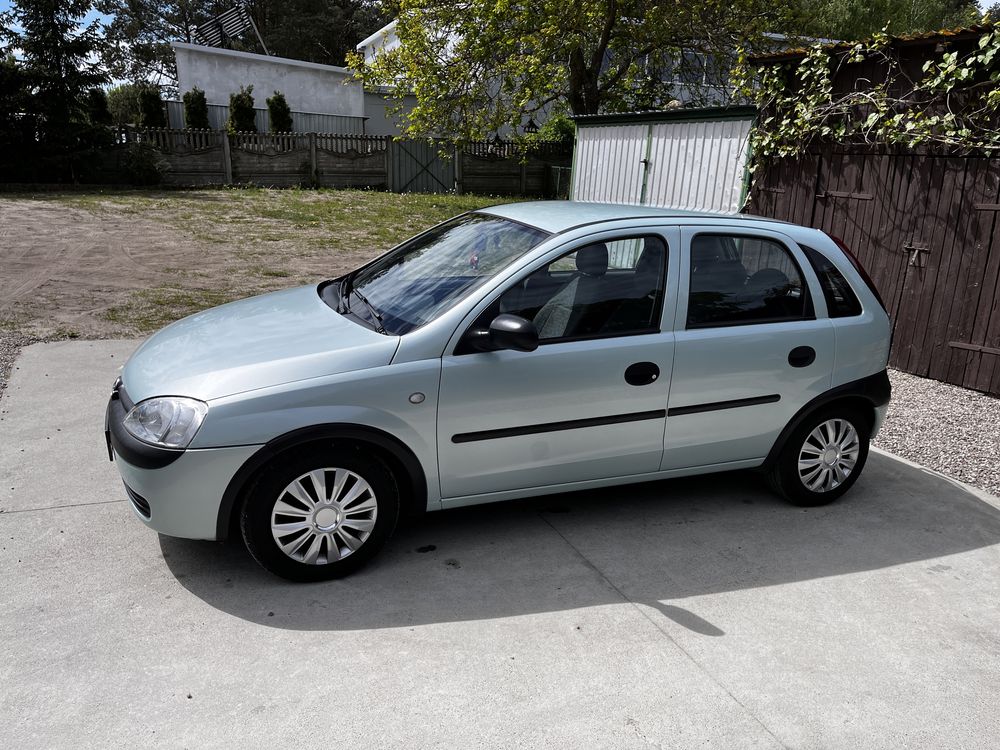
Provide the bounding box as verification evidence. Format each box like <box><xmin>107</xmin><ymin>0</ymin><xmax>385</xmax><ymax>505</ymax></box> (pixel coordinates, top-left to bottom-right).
<box><xmin>901</xmin><ymin>243</ymin><xmax>930</xmax><ymax>268</ymax></box>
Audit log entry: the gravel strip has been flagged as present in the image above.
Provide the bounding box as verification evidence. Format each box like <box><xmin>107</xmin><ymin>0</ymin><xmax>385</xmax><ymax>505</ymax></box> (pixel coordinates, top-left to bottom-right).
<box><xmin>0</xmin><ymin>331</ymin><xmax>33</xmax><ymax>404</ymax></box>
<box><xmin>875</xmin><ymin>369</ymin><xmax>1000</xmax><ymax>498</ymax></box>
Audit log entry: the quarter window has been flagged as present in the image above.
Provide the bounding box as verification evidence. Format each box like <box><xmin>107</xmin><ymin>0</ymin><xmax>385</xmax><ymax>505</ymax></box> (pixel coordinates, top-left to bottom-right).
<box><xmin>686</xmin><ymin>234</ymin><xmax>811</xmax><ymax>328</ymax></box>
<box><xmin>801</xmin><ymin>245</ymin><xmax>863</xmax><ymax>318</ymax></box>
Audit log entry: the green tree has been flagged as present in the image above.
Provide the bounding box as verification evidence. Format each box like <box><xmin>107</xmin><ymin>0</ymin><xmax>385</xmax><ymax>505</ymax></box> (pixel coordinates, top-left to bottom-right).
<box><xmin>182</xmin><ymin>87</ymin><xmax>210</xmax><ymax>128</ymax></box>
<box><xmin>138</xmin><ymin>85</ymin><xmax>167</xmax><ymax>127</ymax></box>
<box><xmin>350</xmin><ymin>0</ymin><xmax>795</xmax><ymax>142</ymax></box>
<box><xmin>793</xmin><ymin>0</ymin><xmax>982</xmax><ymax>42</ymax></box>
<box><xmin>0</xmin><ymin>53</ymin><xmax>34</xmax><ymax>150</ymax></box>
<box><xmin>986</xmin><ymin>3</ymin><xmax>1000</xmax><ymax>22</ymax></box>
<box><xmin>251</xmin><ymin>0</ymin><xmax>389</xmax><ymax>66</ymax></box>
<box><xmin>85</xmin><ymin>88</ymin><xmax>113</xmax><ymax>125</ymax></box>
<box><xmin>0</xmin><ymin>0</ymin><xmax>106</xmax><ymax>143</ymax></box>
<box><xmin>228</xmin><ymin>85</ymin><xmax>256</xmax><ymax>133</ymax></box>
<box><xmin>107</xmin><ymin>83</ymin><xmax>144</xmax><ymax>125</ymax></box>
<box><xmin>266</xmin><ymin>90</ymin><xmax>293</xmax><ymax>132</ymax></box>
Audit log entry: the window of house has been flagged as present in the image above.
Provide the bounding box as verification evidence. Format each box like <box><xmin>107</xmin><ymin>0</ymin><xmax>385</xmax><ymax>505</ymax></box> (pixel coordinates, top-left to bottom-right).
<box><xmin>686</xmin><ymin>234</ymin><xmax>812</xmax><ymax>328</ymax></box>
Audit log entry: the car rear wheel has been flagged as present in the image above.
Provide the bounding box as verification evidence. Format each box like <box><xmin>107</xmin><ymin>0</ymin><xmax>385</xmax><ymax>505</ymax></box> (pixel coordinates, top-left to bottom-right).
<box><xmin>241</xmin><ymin>445</ymin><xmax>399</xmax><ymax>581</ymax></box>
<box><xmin>767</xmin><ymin>406</ymin><xmax>870</xmax><ymax>507</ymax></box>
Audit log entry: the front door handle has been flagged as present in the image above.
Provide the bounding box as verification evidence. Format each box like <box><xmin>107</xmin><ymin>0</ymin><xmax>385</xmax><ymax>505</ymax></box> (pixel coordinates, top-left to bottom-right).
<box><xmin>788</xmin><ymin>346</ymin><xmax>816</xmax><ymax>368</ymax></box>
<box><xmin>625</xmin><ymin>361</ymin><xmax>660</xmax><ymax>386</ymax></box>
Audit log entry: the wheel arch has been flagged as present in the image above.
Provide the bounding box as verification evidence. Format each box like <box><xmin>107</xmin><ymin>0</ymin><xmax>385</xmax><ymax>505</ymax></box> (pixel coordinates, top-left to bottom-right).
<box><xmin>763</xmin><ymin>370</ymin><xmax>890</xmax><ymax>469</ymax></box>
<box><xmin>216</xmin><ymin>423</ymin><xmax>428</xmax><ymax>540</ymax></box>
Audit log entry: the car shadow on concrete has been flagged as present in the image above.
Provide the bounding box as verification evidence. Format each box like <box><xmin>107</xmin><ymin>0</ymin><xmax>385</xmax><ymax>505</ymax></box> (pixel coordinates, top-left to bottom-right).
<box><xmin>159</xmin><ymin>451</ymin><xmax>1000</xmax><ymax>632</ymax></box>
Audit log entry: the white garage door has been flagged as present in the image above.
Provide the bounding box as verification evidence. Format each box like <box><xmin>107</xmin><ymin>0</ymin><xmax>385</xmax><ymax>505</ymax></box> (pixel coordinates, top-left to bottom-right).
<box><xmin>570</xmin><ymin>124</ymin><xmax>648</xmax><ymax>204</ymax></box>
<box><xmin>571</xmin><ymin>116</ymin><xmax>754</xmax><ymax>214</ymax></box>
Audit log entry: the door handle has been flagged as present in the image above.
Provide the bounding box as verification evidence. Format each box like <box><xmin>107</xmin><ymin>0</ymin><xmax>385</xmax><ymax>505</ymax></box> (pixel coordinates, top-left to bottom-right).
<box><xmin>788</xmin><ymin>346</ymin><xmax>816</xmax><ymax>368</ymax></box>
<box><xmin>625</xmin><ymin>361</ymin><xmax>660</xmax><ymax>386</ymax></box>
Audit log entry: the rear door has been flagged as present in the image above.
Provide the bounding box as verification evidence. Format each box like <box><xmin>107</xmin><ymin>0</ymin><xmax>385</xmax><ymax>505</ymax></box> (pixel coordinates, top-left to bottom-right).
<box><xmin>661</xmin><ymin>226</ymin><xmax>834</xmax><ymax>470</ymax></box>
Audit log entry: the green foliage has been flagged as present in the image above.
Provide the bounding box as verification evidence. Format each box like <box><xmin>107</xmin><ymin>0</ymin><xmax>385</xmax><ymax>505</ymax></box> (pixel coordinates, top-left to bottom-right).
<box><xmin>0</xmin><ymin>0</ymin><xmax>109</xmax><ymax>181</ymax></box>
<box><xmin>734</xmin><ymin>25</ymin><xmax>1000</xmax><ymax>174</ymax></box>
<box><xmin>122</xmin><ymin>142</ymin><xmax>166</xmax><ymax>185</ymax></box>
<box><xmin>228</xmin><ymin>85</ymin><xmax>257</xmax><ymax>133</ymax></box>
<box><xmin>138</xmin><ymin>85</ymin><xmax>166</xmax><ymax>127</ymax></box>
<box><xmin>0</xmin><ymin>0</ymin><xmax>106</xmax><ymax>140</ymax></box>
<box><xmin>793</xmin><ymin>0</ymin><xmax>982</xmax><ymax>43</ymax></box>
<box><xmin>266</xmin><ymin>90</ymin><xmax>293</xmax><ymax>133</ymax></box>
<box><xmin>351</xmin><ymin>0</ymin><xmax>795</xmax><ymax>143</ymax></box>
<box><xmin>259</xmin><ymin>0</ymin><xmax>389</xmax><ymax>66</ymax></box>
<box><xmin>85</xmin><ymin>88</ymin><xmax>112</xmax><ymax>125</ymax></box>
<box><xmin>0</xmin><ymin>53</ymin><xmax>34</xmax><ymax>146</ymax></box>
<box><xmin>182</xmin><ymin>87</ymin><xmax>210</xmax><ymax>129</ymax></box>
<box><xmin>107</xmin><ymin>83</ymin><xmax>144</xmax><ymax>125</ymax></box>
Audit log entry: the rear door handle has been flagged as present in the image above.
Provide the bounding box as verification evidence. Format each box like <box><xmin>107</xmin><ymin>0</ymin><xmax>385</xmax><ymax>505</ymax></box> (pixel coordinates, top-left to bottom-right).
<box><xmin>788</xmin><ymin>346</ymin><xmax>816</xmax><ymax>368</ymax></box>
<box><xmin>625</xmin><ymin>361</ymin><xmax>660</xmax><ymax>386</ymax></box>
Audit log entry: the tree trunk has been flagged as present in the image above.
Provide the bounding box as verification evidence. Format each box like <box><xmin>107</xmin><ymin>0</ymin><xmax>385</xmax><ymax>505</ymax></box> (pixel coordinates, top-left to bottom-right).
<box><xmin>567</xmin><ymin>48</ymin><xmax>602</xmax><ymax>115</ymax></box>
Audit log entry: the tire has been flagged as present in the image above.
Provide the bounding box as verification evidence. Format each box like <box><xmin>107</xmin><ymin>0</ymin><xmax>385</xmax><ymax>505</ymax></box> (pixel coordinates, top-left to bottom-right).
<box><xmin>240</xmin><ymin>443</ymin><xmax>400</xmax><ymax>582</ymax></box>
<box><xmin>766</xmin><ymin>406</ymin><xmax>871</xmax><ymax>507</ymax></box>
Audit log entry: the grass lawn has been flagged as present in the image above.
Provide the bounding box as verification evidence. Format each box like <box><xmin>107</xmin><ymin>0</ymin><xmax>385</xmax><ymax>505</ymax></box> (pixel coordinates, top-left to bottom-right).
<box><xmin>0</xmin><ymin>187</ymin><xmax>519</xmax><ymax>338</ymax></box>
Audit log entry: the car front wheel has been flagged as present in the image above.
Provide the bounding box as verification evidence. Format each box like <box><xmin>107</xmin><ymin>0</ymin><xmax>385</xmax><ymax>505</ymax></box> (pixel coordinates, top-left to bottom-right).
<box><xmin>241</xmin><ymin>445</ymin><xmax>399</xmax><ymax>581</ymax></box>
<box><xmin>767</xmin><ymin>406</ymin><xmax>871</xmax><ymax>507</ymax></box>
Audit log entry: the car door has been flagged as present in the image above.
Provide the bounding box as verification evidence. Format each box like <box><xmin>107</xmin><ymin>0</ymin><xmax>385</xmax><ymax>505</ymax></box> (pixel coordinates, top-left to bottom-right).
<box><xmin>661</xmin><ymin>226</ymin><xmax>835</xmax><ymax>470</ymax></box>
<box><xmin>436</xmin><ymin>229</ymin><xmax>679</xmax><ymax>501</ymax></box>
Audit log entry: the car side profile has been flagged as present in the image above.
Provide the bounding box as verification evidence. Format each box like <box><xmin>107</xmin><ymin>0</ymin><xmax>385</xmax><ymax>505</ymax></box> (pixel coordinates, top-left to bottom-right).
<box><xmin>105</xmin><ymin>201</ymin><xmax>891</xmax><ymax>581</ymax></box>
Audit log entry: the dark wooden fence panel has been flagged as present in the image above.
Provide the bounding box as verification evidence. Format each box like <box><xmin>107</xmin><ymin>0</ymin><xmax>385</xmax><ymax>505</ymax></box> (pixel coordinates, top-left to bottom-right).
<box><xmin>75</xmin><ymin>128</ymin><xmax>569</xmax><ymax>195</ymax></box>
<box><xmin>315</xmin><ymin>134</ymin><xmax>389</xmax><ymax>189</ymax></box>
<box><xmin>748</xmin><ymin>148</ymin><xmax>1000</xmax><ymax>396</ymax></box>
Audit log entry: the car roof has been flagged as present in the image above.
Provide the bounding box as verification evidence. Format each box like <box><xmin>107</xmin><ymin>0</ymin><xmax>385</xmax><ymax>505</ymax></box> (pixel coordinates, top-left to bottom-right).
<box><xmin>475</xmin><ymin>200</ymin><xmax>793</xmax><ymax>234</ymax></box>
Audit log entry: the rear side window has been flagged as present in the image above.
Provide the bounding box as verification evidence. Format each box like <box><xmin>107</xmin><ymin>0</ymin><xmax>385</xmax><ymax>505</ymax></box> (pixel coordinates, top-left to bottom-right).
<box><xmin>687</xmin><ymin>234</ymin><xmax>811</xmax><ymax>328</ymax></box>
<box><xmin>801</xmin><ymin>245</ymin><xmax>862</xmax><ymax>318</ymax></box>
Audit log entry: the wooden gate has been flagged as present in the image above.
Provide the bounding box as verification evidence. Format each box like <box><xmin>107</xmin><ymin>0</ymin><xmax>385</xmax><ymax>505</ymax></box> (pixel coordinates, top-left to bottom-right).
<box><xmin>389</xmin><ymin>139</ymin><xmax>455</xmax><ymax>193</ymax></box>
<box><xmin>749</xmin><ymin>148</ymin><xmax>1000</xmax><ymax>396</ymax></box>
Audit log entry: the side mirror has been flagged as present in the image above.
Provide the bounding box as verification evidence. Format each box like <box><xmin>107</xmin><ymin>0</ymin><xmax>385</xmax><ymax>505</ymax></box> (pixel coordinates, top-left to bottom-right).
<box><xmin>489</xmin><ymin>314</ymin><xmax>539</xmax><ymax>352</ymax></box>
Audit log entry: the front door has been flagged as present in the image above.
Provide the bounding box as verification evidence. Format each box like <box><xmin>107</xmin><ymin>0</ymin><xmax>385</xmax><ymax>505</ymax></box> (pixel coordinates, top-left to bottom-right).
<box><xmin>437</xmin><ymin>231</ymin><xmax>678</xmax><ymax>500</ymax></box>
<box><xmin>661</xmin><ymin>226</ymin><xmax>835</xmax><ymax>470</ymax></box>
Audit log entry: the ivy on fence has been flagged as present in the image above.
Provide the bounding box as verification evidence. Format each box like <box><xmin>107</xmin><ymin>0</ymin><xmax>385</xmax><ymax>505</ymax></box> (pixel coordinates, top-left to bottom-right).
<box><xmin>734</xmin><ymin>25</ymin><xmax>1000</xmax><ymax>175</ymax></box>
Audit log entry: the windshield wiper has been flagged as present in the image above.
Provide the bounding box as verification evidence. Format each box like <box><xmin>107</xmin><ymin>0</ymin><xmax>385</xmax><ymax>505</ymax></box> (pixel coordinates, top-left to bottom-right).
<box><xmin>347</xmin><ymin>284</ymin><xmax>387</xmax><ymax>334</ymax></box>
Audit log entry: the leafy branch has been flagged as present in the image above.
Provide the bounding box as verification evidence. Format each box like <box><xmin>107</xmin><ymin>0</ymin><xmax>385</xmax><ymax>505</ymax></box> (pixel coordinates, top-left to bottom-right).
<box><xmin>734</xmin><ymin>24</ymin><xmax>1000</xmax><ymax>171</ymax></box>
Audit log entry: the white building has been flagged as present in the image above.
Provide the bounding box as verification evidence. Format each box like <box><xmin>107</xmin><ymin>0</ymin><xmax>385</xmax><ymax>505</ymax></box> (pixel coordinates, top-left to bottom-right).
<box><xmin>171</xmin><ymin>41</ymin><xmax>366</xmax><ymax>132</ymax></box>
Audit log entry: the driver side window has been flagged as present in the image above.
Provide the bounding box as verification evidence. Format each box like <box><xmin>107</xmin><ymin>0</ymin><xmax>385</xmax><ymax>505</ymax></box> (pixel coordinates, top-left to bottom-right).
<box><xmin>460</xmin><ymin>235</ymin><xmax>668</xmax><ymax>352</ymax></box>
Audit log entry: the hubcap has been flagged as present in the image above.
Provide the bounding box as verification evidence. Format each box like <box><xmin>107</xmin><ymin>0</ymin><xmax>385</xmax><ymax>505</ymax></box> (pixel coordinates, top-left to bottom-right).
<box><xmin>798</xmin><ymin>418</ymin><xmax>860</xmax><ymax>493</ymax></box>
<box><xmin>270</xmin><ymin>468</ymin><xmax>378</xmax><ymax>565</ymax></box>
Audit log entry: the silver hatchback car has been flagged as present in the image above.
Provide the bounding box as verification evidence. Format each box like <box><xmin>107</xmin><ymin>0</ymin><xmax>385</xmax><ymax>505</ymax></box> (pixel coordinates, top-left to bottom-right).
<box><xmin>106</xmin><ymin>201</ymin><xmax>891</xmax><ymax>581</ymax></box>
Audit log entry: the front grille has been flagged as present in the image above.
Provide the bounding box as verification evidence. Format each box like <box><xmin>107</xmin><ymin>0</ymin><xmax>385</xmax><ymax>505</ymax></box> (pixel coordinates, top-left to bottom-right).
<box><xmin>124</xmin><ymin>483</ymin><xmax>151</xmax><ymax>519</ymax></box>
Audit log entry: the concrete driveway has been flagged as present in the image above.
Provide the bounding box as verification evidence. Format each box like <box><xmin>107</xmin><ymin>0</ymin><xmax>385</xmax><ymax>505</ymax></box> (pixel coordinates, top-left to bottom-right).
<box><xmin>3</xmin><ymin>341</ymin><xmax>1000</xmax><ymax>749</ymax></box>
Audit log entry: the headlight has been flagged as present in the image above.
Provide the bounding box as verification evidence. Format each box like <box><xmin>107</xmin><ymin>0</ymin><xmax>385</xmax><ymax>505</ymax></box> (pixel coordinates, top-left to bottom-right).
<box><xmin>122</xmin><ymin>396</ymin><xmax>208</xmax><ymax>449</ymax></box>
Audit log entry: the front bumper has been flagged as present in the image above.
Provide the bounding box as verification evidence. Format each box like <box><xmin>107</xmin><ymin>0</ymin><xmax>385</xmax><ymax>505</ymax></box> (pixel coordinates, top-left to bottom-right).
<box><xmin>106</xmin><ymin>382</ymin><xmax>261</xmax><ymax>540</ymax></box>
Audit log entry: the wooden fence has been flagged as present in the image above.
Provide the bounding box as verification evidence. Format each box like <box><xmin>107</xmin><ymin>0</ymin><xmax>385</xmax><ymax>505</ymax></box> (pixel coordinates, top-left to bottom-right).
<box><xmin>748</xmin><ymin>146</ymin><xmax>1000</xmax><ymax>396</ymax></box>
<box><xmin>101</xmin><ymin>127</ymin><xmax>571</xmax><ymax>196</ymax></box>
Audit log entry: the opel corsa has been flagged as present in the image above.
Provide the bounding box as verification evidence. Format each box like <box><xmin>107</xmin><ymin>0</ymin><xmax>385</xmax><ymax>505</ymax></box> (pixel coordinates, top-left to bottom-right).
<box><xmin>106</xmin><ymin>201</ymin><xmax>891</xmax><ymax>581</ymax></box>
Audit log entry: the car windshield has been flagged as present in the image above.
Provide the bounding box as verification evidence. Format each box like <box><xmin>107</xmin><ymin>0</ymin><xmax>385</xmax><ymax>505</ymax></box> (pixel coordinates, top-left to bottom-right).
<box><xmin>343</xmin><ymin>213</ymin><xmax>549</xmax><ymax>335</ymax></box>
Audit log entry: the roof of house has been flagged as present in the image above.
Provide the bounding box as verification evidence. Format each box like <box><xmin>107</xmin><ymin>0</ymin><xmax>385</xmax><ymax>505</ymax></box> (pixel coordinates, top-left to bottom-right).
<box><xmin>356</xmin><ymin>20</ymin><xmax>398</xmax><ymax>50</ymax></box>
<box><xmin>571</xmin><ymin>106</ymin><xmax>758</xmax><ymax>126</ymax></box>
<box><xmin>171</xmin><ymin>41</ymin><xmax>353</xmax><ymax>75</ymax></box>
<box><xmin>752</xmin><ymin>24</ymin><xmax>994</xmax><ymax>64</ymax></box>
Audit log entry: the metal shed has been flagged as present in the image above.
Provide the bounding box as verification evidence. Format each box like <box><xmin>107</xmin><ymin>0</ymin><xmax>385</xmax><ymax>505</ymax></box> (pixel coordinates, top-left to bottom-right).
<box><xmin>570</xmin><ymin>107</ymin><xmax>757</xmax><ymax>213</ymax></box>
